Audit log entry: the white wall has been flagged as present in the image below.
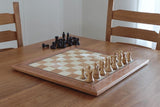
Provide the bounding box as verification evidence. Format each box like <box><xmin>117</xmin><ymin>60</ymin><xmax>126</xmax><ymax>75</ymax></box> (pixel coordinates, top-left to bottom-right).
<box><xmin>82</xmin><ymin>0</ymin><xmax>138</xmax><ymax>44</ymax></box>
<box><xmin>63</xmin><ymin>0</ymin><xmax>82</xmax><ymax>36</ymax></box>
<box><xmin>82</xmin><ymin>0</ymin><xmax>107</xmax><ymax>40</ymax></box>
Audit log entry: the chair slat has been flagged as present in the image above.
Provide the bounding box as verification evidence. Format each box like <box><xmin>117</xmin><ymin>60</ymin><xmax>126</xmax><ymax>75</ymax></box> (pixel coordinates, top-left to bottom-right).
<box><xmin>112</xmin><ymin>26</ymin><xmax>159</xmax><ymax>42</ymax></box>
<box><xmin>113</xmin><ymin>10</ymin><xmax>160</xmax><ymax>25</ymax></box>
<box><xmin>0</xmin><ymin>31</ymin><xmax>17</xmax><ymax>42</ymax></box>
<box><xmin>13</xmin><ymin>2</ymin><xmax>23</xmax><ymax>47</ymax></box>
<box><xmin>0</xmin><ymin>13</ymin><xmax>15</xmax><ymax>25</ymax></box>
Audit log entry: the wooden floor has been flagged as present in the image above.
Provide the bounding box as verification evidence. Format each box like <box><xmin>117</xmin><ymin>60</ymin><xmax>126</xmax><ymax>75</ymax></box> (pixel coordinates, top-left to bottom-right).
<box><xmin>0</xmin><ymin>36</ymin><xmax>160</xmax><ymax>107</ymax></box>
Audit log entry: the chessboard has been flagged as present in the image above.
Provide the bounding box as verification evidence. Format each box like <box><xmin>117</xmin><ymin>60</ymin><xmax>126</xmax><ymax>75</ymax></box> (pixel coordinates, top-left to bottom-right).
<box><xmin>12</xmin><ymin>47</ymin><xmax>149</xmax><ymax>96</ymax></box>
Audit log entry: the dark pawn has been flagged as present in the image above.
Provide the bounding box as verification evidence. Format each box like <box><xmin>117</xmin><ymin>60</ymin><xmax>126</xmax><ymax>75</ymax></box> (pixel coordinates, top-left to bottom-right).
<box><xmin>42</xmin><ymin>43</ymin><xmax>45</xmax><ymax>48</ymax></box>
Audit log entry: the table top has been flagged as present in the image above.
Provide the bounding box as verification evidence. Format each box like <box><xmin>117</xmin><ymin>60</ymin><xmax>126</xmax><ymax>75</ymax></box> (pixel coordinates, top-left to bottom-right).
<box><xmin>0</xmin><ymin>36</ymin><xmax>160</xmax><ymax>107</ymax></box>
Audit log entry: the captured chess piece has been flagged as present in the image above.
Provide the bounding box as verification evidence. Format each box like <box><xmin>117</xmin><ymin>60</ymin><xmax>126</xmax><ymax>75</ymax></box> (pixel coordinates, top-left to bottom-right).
<box><xmin>42</xmin><ymin>43</ymin><xmax>49</xmax><ymax>49</ymax></box>
<box><xmin>100</xmin><ymin>60</ymin><xmax>106</xmax><ymax>76</ymax></box>
<box><xmin>85</xmin><ymin>66</ymin><xmax>94</xmax><ymax>83</ymax></box>
<box><xmin>93</xmin><ymin>63</ymin><xmax>101</xmax><ymax>79</ymax></box>
<box><xmin>66</xmin><ymin>32</ymin><xmax>70</xmax><ymax>44</ymax></box>
<box><xmin>106</xmin><ymin>57</ymin><xmax>113</xmax><ymax>72</ymax></box>
<box><xmin>112</xmin><ymin>55</ymin><xmax>119</xmax><ymax>70</ymax></box>
<box><xmin>62</xmin><ymin>39</ymin><xmax>66</xmax><ymax>48</ymax></box>
<box><xmin>55</xmin><ymin>36</ymin><xmax>59</xmax><ymax>45</ymax></box>
<box><xmin>76</xmin><ymin>38</ymin><xmax>80</xmax><ymax>46</ymax></box>
<box><xmin>50</xmin><ymin>42</ymin><xmax>56</xmax><ymax>49</ymax></box>
<box><xmin>80</xmin><ymin>68</ymin><xmax>86</xmax><ymax>79</ymax></box>
<box><xmin>62</xmin><ymin>32</ymin><xmax>65</xmax><ymax>40</ymax></box>
<box><xmin>126</xmin><ymin>52</ymin><xmax>133</xmax><ymax>63</ymax></box>
<box><xmin>122</xmin><ymin>52</ymin><xmax>128</xmax><ymax>65</ymax></box>
<box><xmin>117</xmin><ymin>52</ymin><xmax>124</xmax><ymax>67</ymax></box>
<box><xmin>68</xmin><ymin>37</ymin><xmax>73</xmax><ymax>46</ymax></box>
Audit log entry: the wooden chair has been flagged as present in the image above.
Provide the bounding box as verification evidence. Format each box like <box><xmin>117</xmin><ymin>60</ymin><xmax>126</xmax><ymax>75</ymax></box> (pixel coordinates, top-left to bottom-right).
<box><xmin>0</xmin><ymin>2</ymin><xmax>23</xmax><ymax>52</ymax></box>
<box><xmin>106</xmin><ymin>0</ymin><xmax>160</xmax><ymax>50</ymax></box>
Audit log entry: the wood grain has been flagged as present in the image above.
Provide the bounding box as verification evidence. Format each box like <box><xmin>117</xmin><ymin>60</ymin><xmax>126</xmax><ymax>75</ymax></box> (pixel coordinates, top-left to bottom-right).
<box><xmin>0</xmin><ymin>31</ymin><xmax>17</xmax><ymax>42</ymax></box>
<box><xmin>13</xmin><ymin>2</ymin><xmax>23</xmax><ymax>48</ymax></box>
<box><xmin>0</xmin><ymin>36</ymin><xmax>160</xmax><ymax>106</ymax></box>
<box><xmin>106</xmin><ymin>0</ymin><xmax>113</xmax><ymax>41</ymax></box>
<box><xmin>113</xmin><ymin>10</ymin><xmax>160</xmax><ymax>25</ymax></box>
<box><xmin>0</xmin><ymin>13</ymin><xmax>15</xmax><ymax>25</ymax></box>
<box><xmin>112</xmin><ymin>26</ymin><xmax>159</xmax><ymax>42</ymax></box>
<box><xmin>12</xmin><ymin>47</ymin><xmax>149</xmax><ymax>96</ymax></box>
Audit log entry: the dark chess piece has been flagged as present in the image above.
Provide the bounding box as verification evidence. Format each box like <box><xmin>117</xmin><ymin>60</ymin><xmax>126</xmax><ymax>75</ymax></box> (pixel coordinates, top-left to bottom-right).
<box><xmin>62</xmin><ymin>32</ymin><xmax>65</xmax><ymax>40</ymax></box>
<box><xmin>57</xmin><ymin>39</ymin><xmax>63</xmax><ymax>48</ymax></box>
<box><xmin>62</xmin><ymin>39</ymin><xmax>66</xmax><ymax>48</ymax></box>
<box><xmin>68</xmin><ymin>37</ymin><xmax>73</xmax><ymax>46</ymax></box>
<box><xmin>50</xmin><ymin>45</ymin><xmax>56</xmax><ymax>49</ymax></box>
<box><xmin>42</xmin><ymin>43</ymin><xmax>49</xmax><ymax>49</ymax></box>
<box><xmin>50</xmin><ymin>42</ymin><xmax>56</xmax><ymax>49</ymax></box>
<box><xmin>76</xmin><ymin>38</ymin><xmax>80</xmax><ymax>45</ymax></box>
<box><xmin>67</xmin><ymin>32</ymin><xmax>69</xmax><ymax>38</ymax></box>
<box><xmin>55</xmin><ymin>36</ymin><xmax>59</xmax><ymax>45</ymax></box>
<box><xmin>66</xmin><ymin>33</ymin><xmax>69</xmax><ymax>44</ymax></box>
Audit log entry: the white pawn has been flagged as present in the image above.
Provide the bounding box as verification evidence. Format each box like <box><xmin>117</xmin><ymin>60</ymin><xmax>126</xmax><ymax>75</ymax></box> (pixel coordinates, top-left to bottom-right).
<box><xmin>80</xmin><ymin>68</ymin><xmax>86</xmax><ymax>79</ymax></box>
<box><xmin>122</xmin><ymin>52</ymin><xmax>128</xmax><ymax>65</ymax></box>
<box><xmin>126</xmin><ymin>52</ymin><xmax>133</xmax><ymax>63</ymax></box>
<box><xmin>117</xmin><ymin>52</ymin><xmax>124</xmax><ymax>67</ymax></box>
<box><xmin>106</xmin><ymin>57</ymin><xmax>113</xmax><ymax>72</ymax></box>
<box><xmin>93</xmin><ymin>63</ymin><xmax>101</xmax><ymax>79</ymax></box>
<box><xmin>112</xmin><ymin>55</ymin><xmax>119</xmax><ymax>70</ymax></box>
<box><xmin>100</xmin><ymin>61</ymin><xmax>106</xmax><ymax>76</ymax></box>
<box><xmin>85</xmin><ymin>66</ymin><xmax>94</xmax><ymax>83</ymax></box>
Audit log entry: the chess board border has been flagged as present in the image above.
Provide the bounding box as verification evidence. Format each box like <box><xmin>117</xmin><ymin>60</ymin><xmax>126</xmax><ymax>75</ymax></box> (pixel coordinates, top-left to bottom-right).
<box><xmin>12</xmin><ymin>46</ymin><xmax>149</xmax><ymax>96</ymax></box>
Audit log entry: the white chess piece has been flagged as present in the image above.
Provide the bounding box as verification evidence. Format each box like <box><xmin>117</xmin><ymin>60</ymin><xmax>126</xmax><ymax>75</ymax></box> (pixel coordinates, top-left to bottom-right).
<box><xmin>93</xmin><ymin>63</ymin><xmax>101</xmax><ymax>79</ymax></box>
<box><xmin>85</xmin><ymin>66</ymin><xmax>94</xmax><ymax>83</ymax></box>
<box><xmin>106</xmin><ymin>56</ymin><xmax>113</xmax><ymax>72</ymax></box>
<box><xmin>80</xmin><ymin>68</ymin><xmax>86</xmax><ymax>79</ymax></box>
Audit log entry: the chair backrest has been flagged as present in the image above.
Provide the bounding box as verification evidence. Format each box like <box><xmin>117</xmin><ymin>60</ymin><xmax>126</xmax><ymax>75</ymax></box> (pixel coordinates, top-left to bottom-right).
<box><xmin>0</xmin><ymin>2</ymin><xmax>23</xmax><ymax>49</ymax></box>
<box><xmin>106</xmin><ymin>0</ymin><xmax>160</xmax><ymax>50</ymax></box>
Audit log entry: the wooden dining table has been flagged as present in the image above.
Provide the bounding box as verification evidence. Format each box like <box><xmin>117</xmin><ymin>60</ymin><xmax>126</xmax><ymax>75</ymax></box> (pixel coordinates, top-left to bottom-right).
<box><xmin>0</xmin><ymin>36</ymin><xmax>160</xmax><ymax>107</ymax></box>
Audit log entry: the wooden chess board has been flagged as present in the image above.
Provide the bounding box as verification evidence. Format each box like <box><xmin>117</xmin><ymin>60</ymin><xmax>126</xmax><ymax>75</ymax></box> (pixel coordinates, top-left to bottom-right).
<box><xmin>12</xmin><ymin>47</ymin><xmax>149</xmax><ymax>96</ymax></box>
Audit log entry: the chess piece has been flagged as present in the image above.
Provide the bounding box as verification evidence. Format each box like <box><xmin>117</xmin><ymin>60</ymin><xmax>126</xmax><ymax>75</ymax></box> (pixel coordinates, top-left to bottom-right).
<box><xmin>42</xmin><ymin>43</ymin><xmax>49</xmax><ymax>49</ymax></box>
<box><xmin>126</xmin><ymin>52</ymin><xmax>133</xmax><ymax>63</ymax></box>
<box><xmin>100</xmin><ymin>61</ymin><xmax>106</xmax><ymax>76</ymax></box>
<box><xmin>93</xmin><ymin>63</ymin><xmax>101</xmax><ymax>79</ymax></box>
<box><xmin>117</xmin><ymin>52</ymin><xmax>124</xmax><ymax>67</ymax></box>
<box><xmin>106</xmin><ymin>57</ymin><xmax>113</xmax><ymax>72</ymax></box>
<box><xmin>112</xmin><ymin>55</ymin><xmax>119</xmax><ymax>70</ymax></box>
<box><xmin>85</xmin><ymin>66</ymin><xmax>94</xmax><ymax>83</ymax></box>
<box><xmin>62</xmin><ymin>39</ymin><xmax>66</xmax><ymax>48</ymax></box>
<box><xmin>111</xmin><ymin>55</ymin><xmax>114</xmax><ymax>65</ymax></box>
<box><xmin>50</xmin><ymin>42</ymin><xmax>56</xmax><ymax>49</ymax></box>
<box><xmin>68</xmin><ymin>37</ymin><xmax>73</xmax><ymax>46</ymax></box>
<box><xmin>55</xmin><ymin>36</ymin><xmax>59</xmax><ymax>45</ymax></box>
<box><xmin>105</xmin><ymin>57</ymin><xmax>107</xmax><ymax>67</ymax></box>
<box><xmin>76</xmin><ymin>38</ymin><xmax>80</xmax><ymax>45</ymax></box>
<box><xmin>122</xmin><ymin>52</ymin><xmax>128</xmax><ymax>65</ymax></box>
<box><xmin>80</xmin><ymin>68</ymin><xmax>86</xmax><ymax>79</ymax></box>
<box><xmin>99</xmin><ymin>60</ymin><xmax>102</xmax><ymax>72</ymax></box>
<box><xmin>62</xmin><ymin>32</ymin><xmax>65</xmax><ymax>39</ymax></box>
